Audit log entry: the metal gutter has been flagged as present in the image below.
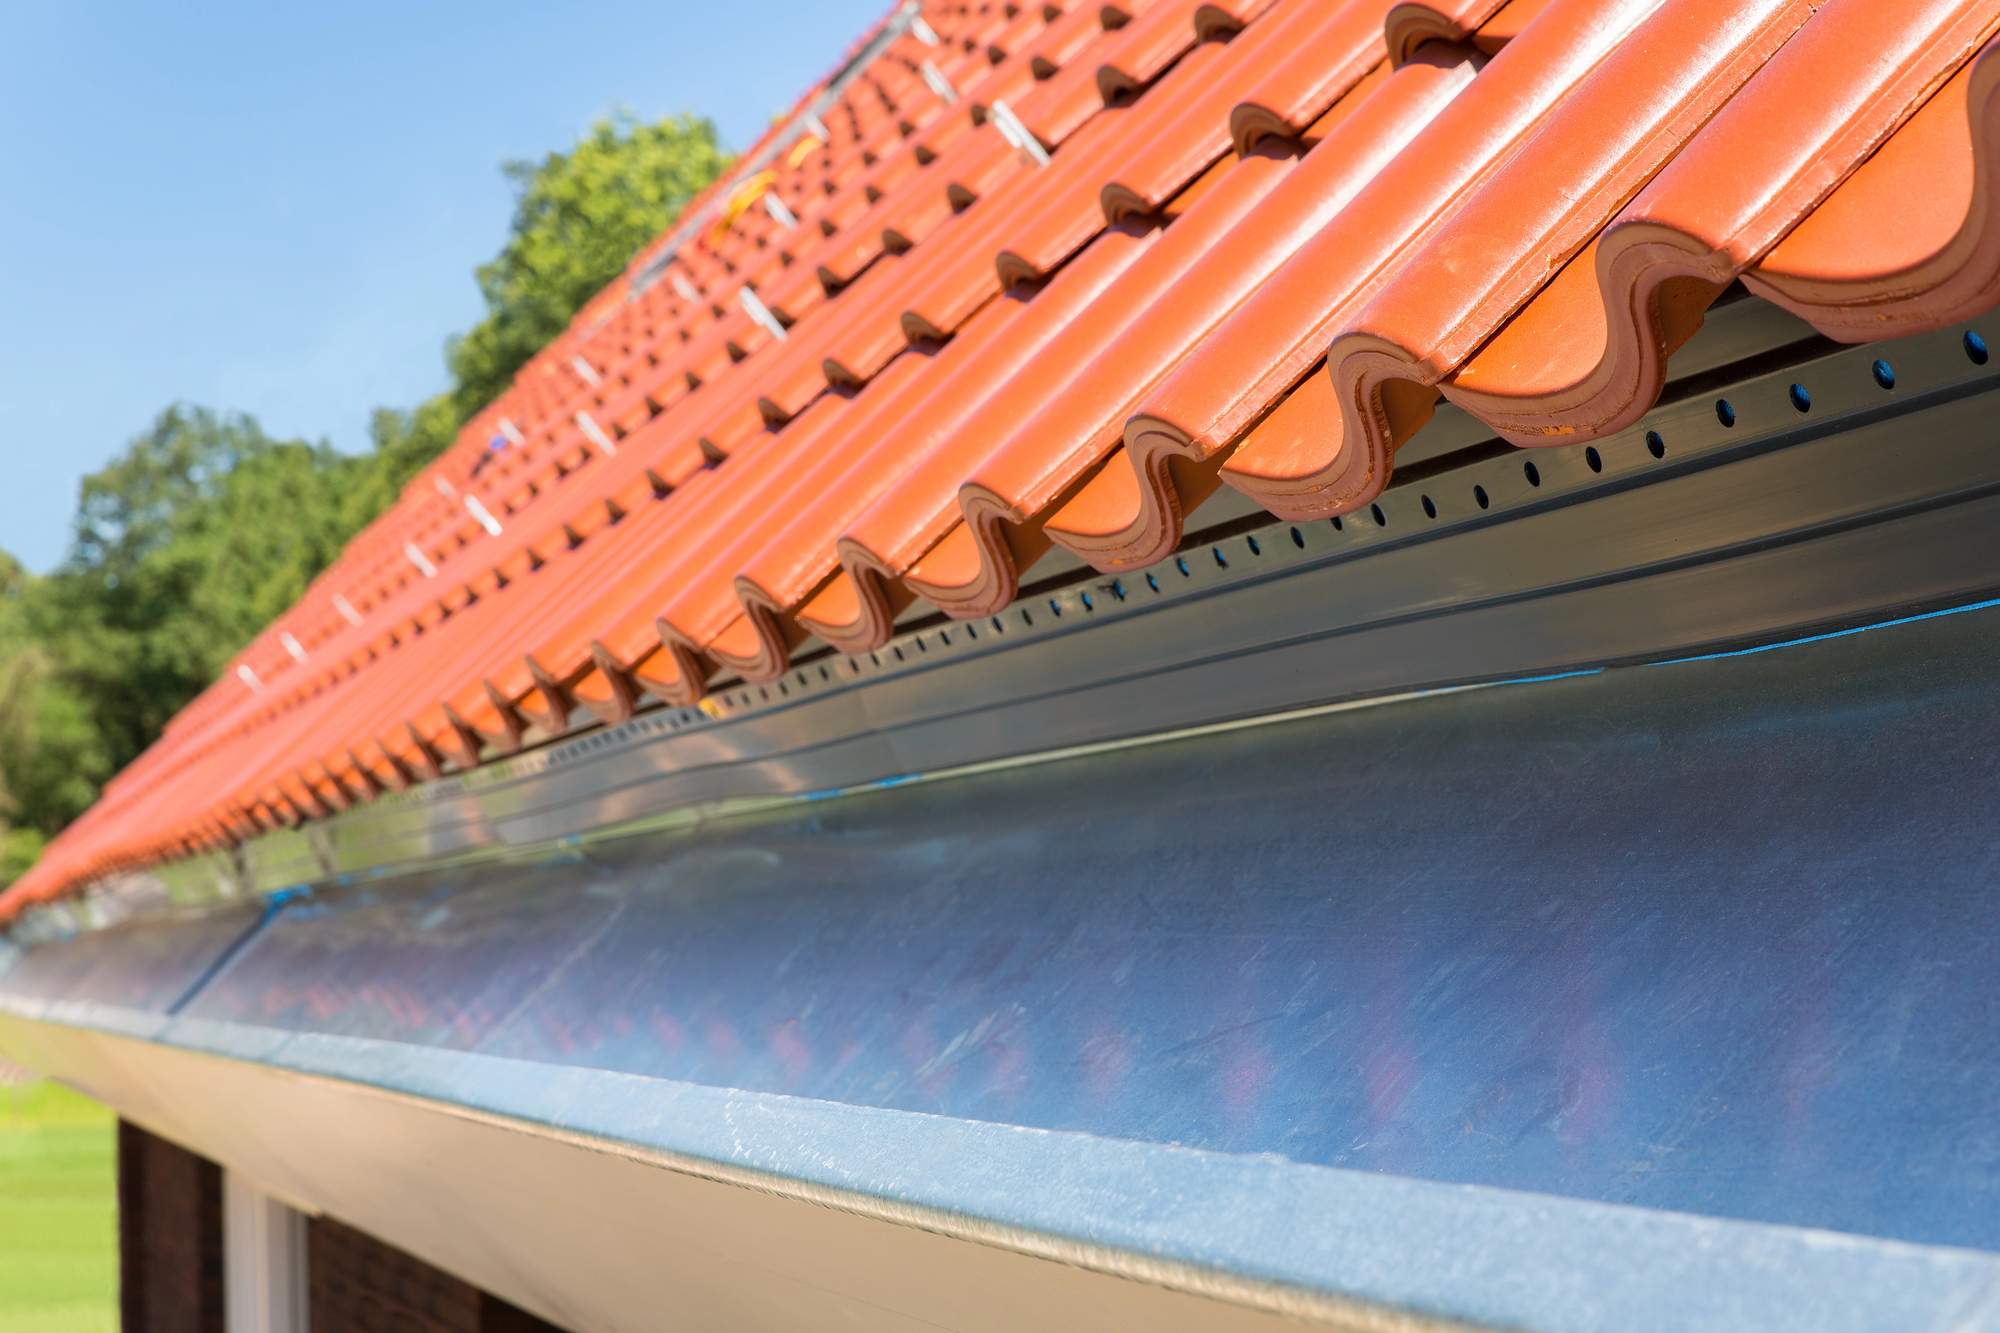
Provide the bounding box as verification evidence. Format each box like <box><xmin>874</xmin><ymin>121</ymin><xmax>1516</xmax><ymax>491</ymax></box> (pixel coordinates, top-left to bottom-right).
<box><xmin>10</xmin><ymin>565</ymin><xmax>2000</xmax><ymax>1325</ymax></box>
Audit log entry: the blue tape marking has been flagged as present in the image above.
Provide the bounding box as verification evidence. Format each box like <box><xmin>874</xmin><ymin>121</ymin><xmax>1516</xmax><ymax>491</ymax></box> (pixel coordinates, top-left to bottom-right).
<box><xmin>1652</xmin><ymin>595</ymin><xmax>2000</xmax><ymax>669</ymax></box>
<box><xmin>162</xmin><ymin>885</ymin><xmax>312</xmax><ymax>1015</ymax></box>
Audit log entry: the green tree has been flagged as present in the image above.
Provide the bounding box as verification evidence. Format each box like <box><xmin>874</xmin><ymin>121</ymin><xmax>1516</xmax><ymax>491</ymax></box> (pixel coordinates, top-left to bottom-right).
<box><xmin>0</xmin><ymin>551</ymin><xmax>110</xmax><ymax>874</ymax></box>
<box><xmin>28</xmin><ymin>407</ymin><xmax>368</xmax><ymax>774</ymax></box>
<box><xmin>0</xmin><ymin>649</ymin><xmax>105</xmax><ymax>875</ymax></box>
<box><xmin>448</xmin><ymin>110</ymin><xmax>730</xmax><ymax>418</ymax></box>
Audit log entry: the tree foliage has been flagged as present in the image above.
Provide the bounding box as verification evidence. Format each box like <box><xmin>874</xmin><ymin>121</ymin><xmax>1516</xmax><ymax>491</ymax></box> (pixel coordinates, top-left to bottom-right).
<box><xmin>0</xmin><ymin>552</ymin><xmax>108</xmax><ymax>881</ymax></box>
<box><xmin>448</xmin><ymin>111</ymin><xmax>730</xmax><ymax>418</ymax></box>
<box><xmin>32</xmin><ymin>407</ymin><xmax>371</xmax><ymax>771</ymax></box>
<box><xmin>0</xmin><ymin>110</ymin><xmax>727</xmax><ymax>888</ymax></box>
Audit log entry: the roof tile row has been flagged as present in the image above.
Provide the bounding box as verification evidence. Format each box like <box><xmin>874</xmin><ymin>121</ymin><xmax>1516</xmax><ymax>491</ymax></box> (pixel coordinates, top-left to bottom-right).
<box><xmin>13</xmin><ymin>0</ymin><xmax>2000</xmax><ymax>913</ymax></box>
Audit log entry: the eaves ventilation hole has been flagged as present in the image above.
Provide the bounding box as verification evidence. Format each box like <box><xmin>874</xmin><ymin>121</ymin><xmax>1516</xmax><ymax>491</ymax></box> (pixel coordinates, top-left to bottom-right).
<box><xmin>1289</xmin><ymin>526</ymin><xmax>1304</xmax><ymax>548</ymax></box>
<box><xmin>1049</xmin><ymin>599</ymin><xmax>1062</xmax><ymax>616</ymax></box>
<box><xmin>818</xmin><ymin>666</ymin><xmax>830</xmax><ymax>681</ymax></box>
<box><xmin>1647</xmin><ymin>431</ymin><xmax>1666</xmax><ymax>459</ymax></box>
<box><xmin>1966</xmin><ymin>330</ymin><xmax>1989</xmax><ymax>364</ymax></box>
<box><xmin>1370</xmin><ymin>503</ymin><xmax>1386</xmax><ymax>526</ymax></box>
<box><xmin>1872</xmin><ymin>360</ymin><xmax>1896</xmax><ymax>390</ymax></box>
<box><xmin>991</xmin><ymin>616</ymin><xmax>1004</xmax><ymax>633</ymax></box>
<box><xmin>1080</xmin><ymin>591</ymin><xmax>1094</xmax><ymax>611</ymax></box>
<box><xmin>1788</xmin><ymin>383</ymin><xmax>1811</xmax><ymax>413</ymax></box>
<box><xmin>1109</xmin><ymin>580</ymin><xmax>1125</xmax><ymax>600</ymax></box>
<box><xmin>1584</xmin><ymin>447</ymin><xmax>1602</xmax><ymax>473</ymax></box>
<box><xmin>1523</xmin><ymin>460</ymin><xmax>1541</xmax><ymax>487</ymax></box>
<box><xmin>870</xmin><ymin>652</ymin><xmax>881</xmax><ymax>665</ymax></box>
<box><xmin>915</xmin><ymin>635</ymin><xmax>927</xmax><ymax>651</ymax></box>
<box><xmin>1473</xmin><ymin>485</ymin><xmax>1489</xmax><ymax>510</ymax></box>
<box><xmin>1331</xmin><ymin>515</ymin><xmax>1344</xmax><ymax>531</ymax></box>
<box><xmin>1176</xmin><ymin>557</ymin><xmax>1190</xmax><ymax>576</ymax></box>
<box><xmin>1146</xmin><ymin>573</ymin><xmax>1160</xmax><ymax>591</ymax></box>
<box><xmin>965</xmin><ymin>622</ymin><xmax>978</xmax><ymax>638</ymax></box>
<box><xmin>893</xmin><ymin>645</ymin><xmax>906</xmax><ymax>660</ymax></box>
<box><xmin>1421</xmin><ymin>495</ymin><xmax>1437</xmax><ymax>519</ymax></box>
<box><xmin>1212</xmin><ymin>547</ymin><xmax>1228</xmax><ymax>567</ymax></box>
<box><xmin>1246</xmin><ymin>534</ymin><xmax>1262</xmax><ymax>556</ymax></box>
<box><xmin>1715</xmin><ymin>399</ymin><xmax>1736</xmax><ymax>427</ymax></box>
<box><xmin>1020</xmin><ymin>608</ymin><xmax>1034</xmax><ymax>626</ymax></box>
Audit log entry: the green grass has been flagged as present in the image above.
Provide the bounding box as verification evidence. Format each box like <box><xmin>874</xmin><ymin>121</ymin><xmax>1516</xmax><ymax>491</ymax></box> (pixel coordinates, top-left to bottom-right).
<box><xmin>0</xmin><ymin>1083</ymin><xmax>115</xmax><ymax>1333</ymax></box>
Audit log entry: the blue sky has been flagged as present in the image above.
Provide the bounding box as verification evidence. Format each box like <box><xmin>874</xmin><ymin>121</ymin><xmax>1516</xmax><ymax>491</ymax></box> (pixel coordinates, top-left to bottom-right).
<box><xmin>0</xmin><ymin>0</ymin><xmax>884</xmax><ymax>572</ymax></box>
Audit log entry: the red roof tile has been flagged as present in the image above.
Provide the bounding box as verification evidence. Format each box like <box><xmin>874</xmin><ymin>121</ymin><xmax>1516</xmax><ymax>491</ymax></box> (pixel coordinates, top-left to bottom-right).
<box><xmin>1748</xmin><ymin>24</ymin><xmax>2000</xmax><ymax>334</ymax></box>
<box><xmin>1452</xmin><ymin>0</ymin><xmax>1999</xmax><ymax>440</ymax></box>
<box><xmin>1311</xmin><ymin>0</ymin><xmax>1811</xmax><ymax>492</ymax></box>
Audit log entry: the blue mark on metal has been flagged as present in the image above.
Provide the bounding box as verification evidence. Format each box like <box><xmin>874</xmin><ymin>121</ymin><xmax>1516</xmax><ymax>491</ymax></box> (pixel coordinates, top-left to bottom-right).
<box><xmin>160</xmin><ymin>886</ymin><xmax>310</xmax><ymax>1016</ymax></box>
<box><xmin>1654</xmin><ymin>593</ymin><xmax>2000</xmax><ymax>667</ymax></box>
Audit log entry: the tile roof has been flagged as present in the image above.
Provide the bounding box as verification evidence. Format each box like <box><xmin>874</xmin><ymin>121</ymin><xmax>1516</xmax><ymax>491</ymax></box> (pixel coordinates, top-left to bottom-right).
<box><xmin>10</xmin><ymin>0</ymin><xmax>2000</xmax><ymax>916</ymax></box>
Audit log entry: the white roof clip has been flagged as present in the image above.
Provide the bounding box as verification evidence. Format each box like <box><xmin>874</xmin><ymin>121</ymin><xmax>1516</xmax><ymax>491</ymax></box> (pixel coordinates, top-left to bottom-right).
<box><xmin>463</xmin><ymin>495</ymin><xmax>503</xmax><ymax>537</ymax></box>
<box><xmin>280</xmin><ymin>632</ymin><xmax>308</xmax><ymax>664</ymax></box>
<box><xmin>738</xmin><ymin>286</ymin><xmax>789</xmax><ymax>342</ymax></box>
<box><xmin>333</xmin><ymin>594</ymin><xmax>364</xmax><ymax>627</ymax></box>
<box><xmin>403</xmin><ymin>543</ymin><xmax>438</xmax><ymax>578</ymax></box>
<box><xmin>574</xmin><ymin>410</ymin><xmax>618</xmax><ymax>456</ymax></box>
<box><xmin>763</xmin><ymin>191</ymin><xmax>799</xmax><ymax>229</ymax></box>
<box><xmin>911</xmin><ymin>13</ymin><xmax>941</xmax><ymax>45</ymax></box>
<box><xmin>920</xmin><ymin>59</ymin><xmax>959</xmax><ymax>104</ymax></box>
<box><xmin>570</xmin><ymin>355</ymin><xmax>602</xmax><ymax>387</ymax></box>
<box><xmin>990</xmin><ymin>100</ymin><xmax>1051</xmax><ymax>167</ymax></box>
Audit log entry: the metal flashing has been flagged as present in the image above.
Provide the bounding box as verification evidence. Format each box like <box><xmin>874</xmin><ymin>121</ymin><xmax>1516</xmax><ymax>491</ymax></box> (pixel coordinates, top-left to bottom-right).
<box><xmin>25</xmin><ymin>322</ymin><xmax>1998</xmax><ymax>906</ymax></box>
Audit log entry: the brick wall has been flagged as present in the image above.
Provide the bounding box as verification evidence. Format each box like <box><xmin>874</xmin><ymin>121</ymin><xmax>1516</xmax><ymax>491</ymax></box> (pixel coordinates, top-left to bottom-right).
<box><xmin>309</xmin><ymin>1217</ymin><xmax>564</xmax><ymax>1333</ymax></box>
<box><xmin>118</xmin><ymin>1121</ymin><xmax>225</xmax><ymax>1333</ymax></box>
<box><xmin>117</xmin><ymin>1120</ymin><xmax>567</xmax><ymax>1333</ymax></box>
